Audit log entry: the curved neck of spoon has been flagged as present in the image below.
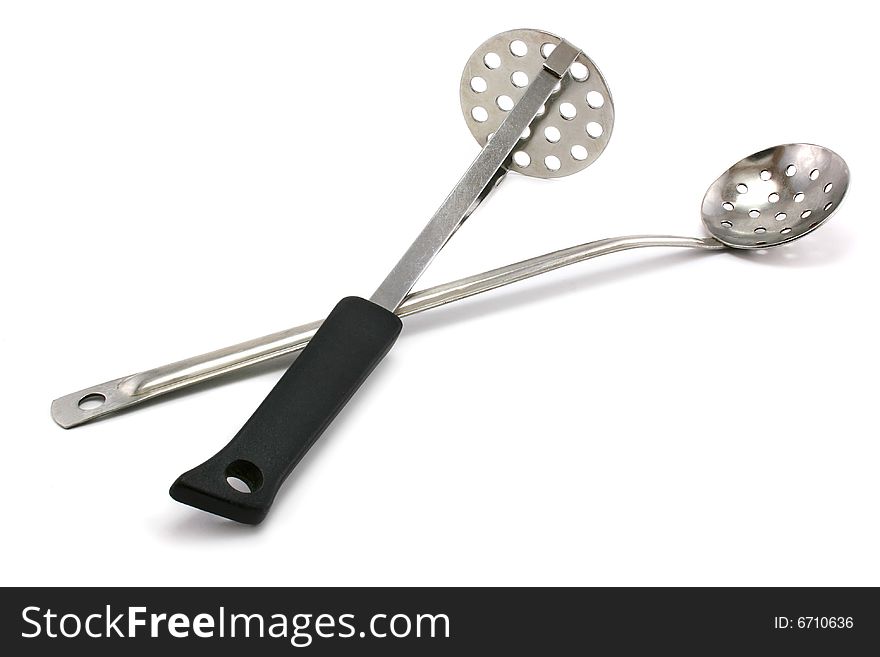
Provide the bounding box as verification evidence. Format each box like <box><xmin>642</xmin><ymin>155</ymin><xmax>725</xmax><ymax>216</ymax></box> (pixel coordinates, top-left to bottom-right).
<box><xmin>397</xmin><ymin>234</ymin><xmax>725</xmax><ymax>317</ymax></box>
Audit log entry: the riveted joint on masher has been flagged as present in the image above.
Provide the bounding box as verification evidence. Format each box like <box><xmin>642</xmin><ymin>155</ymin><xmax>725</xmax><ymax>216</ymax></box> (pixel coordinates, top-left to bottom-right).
<box><xmin>543</xmin><ymin>39</ymin><xmax>581</xmax><ymax>77</ymax></box>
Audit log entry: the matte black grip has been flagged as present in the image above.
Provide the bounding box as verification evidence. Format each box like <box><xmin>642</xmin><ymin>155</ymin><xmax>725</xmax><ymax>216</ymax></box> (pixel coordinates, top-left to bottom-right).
<box><xmin>169</xmin><ymin>296</ymin><xmax>402</xmax><ymax>524</ymax></box>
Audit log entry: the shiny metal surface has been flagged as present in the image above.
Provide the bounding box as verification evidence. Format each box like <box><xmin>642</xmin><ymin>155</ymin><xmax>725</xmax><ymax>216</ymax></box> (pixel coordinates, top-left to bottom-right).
<box><xmin>370</xmin><ymin>35</ymin><xmax>581</xmax><ymax>310</ymax></box>
<box><xmin>460</xmin><ymin>28</ymin><xmax>614</xmax><ymax>178</ymax></box>
<box><xmin>51</xmin><ymin>142</ymin><xmax>850</xmax><ymax>429</ymax></box>
<box><xmin>52</xmin><ymin>234</ymin><xmax>722</xmax><ymax>428</ymax></box>
<box><xmin>55</xmin><ymin>29</ymin><xmax>617</xmax><ymax>429</ymax></box>
<box><xmin>702</xmin><ymin>143</ymin><xmax>848</xmax><ymax>248</ymax></box>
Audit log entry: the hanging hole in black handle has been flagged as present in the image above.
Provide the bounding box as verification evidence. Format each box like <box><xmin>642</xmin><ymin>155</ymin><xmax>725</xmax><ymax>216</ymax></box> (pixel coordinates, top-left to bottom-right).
<box><xmin>224</xmin><ymin>460</ymin><xmax>263</xmax><ymax>494</ymax></box>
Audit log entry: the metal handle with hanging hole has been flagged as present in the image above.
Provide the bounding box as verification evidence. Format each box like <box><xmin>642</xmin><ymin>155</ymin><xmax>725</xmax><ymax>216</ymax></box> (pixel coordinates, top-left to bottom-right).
<box><xmin>55</xmin><ymin>142</ymin><xmax>849</xmax><ymax>431</ymax></box>
<box><xmin>51</xmin><ymin>235</ymin><xmax>723</xmax><ymax>429</ymax></box>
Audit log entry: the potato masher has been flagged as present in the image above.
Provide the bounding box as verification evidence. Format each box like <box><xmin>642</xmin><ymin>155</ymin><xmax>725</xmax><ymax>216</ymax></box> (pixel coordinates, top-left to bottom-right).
<box><xmin>53</xmin><ymin>28</ymin><xmax>614</xmax><ymax>428</ymax></box>
<box><xmin>163</xmin><ymin>29</ymin><xmax>615</xmax><ymax>524</ymax></box>
<box><xmin>158</xmin><ymin>142</ymin><xmax>844</xmax><ymax>524</ymax></box>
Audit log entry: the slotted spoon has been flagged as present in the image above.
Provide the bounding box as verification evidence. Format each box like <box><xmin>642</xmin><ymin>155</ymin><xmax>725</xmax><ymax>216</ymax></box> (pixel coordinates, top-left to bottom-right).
<box><xmin>52</xmin><ymin>143</ymin><xmax>848</xmax><ymax>435</ymax></box>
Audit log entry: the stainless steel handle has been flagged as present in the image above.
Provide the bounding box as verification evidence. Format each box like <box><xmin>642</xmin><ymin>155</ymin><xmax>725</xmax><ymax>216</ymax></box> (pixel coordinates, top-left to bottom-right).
<box><xmin>370</xmin><ymin>40</ymin><xmax>582</xmax><ymax>311</ymax></box>
<box><xmin>51</xmin><ymin>235</ymin><xmax>723</xmax><ymax>428</ymax></box>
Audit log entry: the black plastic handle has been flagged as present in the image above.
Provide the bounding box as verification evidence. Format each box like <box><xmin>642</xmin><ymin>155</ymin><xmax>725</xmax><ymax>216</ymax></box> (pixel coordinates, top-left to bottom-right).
<box><xmin>169</xmin><ymin>296</ymin><xmax>402</xmax><ymax>524</ymax></box>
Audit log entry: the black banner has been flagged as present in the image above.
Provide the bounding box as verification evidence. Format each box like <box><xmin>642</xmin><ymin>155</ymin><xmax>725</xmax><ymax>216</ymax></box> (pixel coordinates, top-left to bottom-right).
<box><xmin>2</xmin><ymin>587</ymin><xmax>877</xmax><ymax>654</ymax></box>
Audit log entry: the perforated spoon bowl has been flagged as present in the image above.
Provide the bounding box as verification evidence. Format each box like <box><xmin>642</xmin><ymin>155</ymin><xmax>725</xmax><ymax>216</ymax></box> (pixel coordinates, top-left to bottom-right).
<box><xmin>702</xmin><ymin>143</ymin><xmax>848</xmax><ymax>248</ymax></box>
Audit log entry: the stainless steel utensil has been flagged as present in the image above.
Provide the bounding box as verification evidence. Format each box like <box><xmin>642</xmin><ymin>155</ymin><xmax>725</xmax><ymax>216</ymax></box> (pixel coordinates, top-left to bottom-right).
<box><xmin>54</xmin><ymin>28</ymin><xmax>616</xmax><ymax>431</ymax></box>
<box><xmin>164</xmin><ymin>30</ymin><xmax>614</xmax><ymax>524</ymax></box>
<box><xmin>52</xmin><ymin>143</ymin><xmax>848</xmax><ymax>430</ymax></box>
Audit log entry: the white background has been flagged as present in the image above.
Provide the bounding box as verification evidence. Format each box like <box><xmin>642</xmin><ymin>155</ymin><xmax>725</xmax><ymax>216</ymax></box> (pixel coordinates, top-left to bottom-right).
<box><xmin>1</xmin><ymin>1</ymin><xmax>877</xmax><ymax>586</ymax></box>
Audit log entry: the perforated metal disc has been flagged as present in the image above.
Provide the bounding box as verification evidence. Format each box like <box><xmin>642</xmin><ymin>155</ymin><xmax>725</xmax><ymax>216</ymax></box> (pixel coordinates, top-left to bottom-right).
<box><xmin>701</xmin><ymin>144</ymin><xmax>849</xmax><ymax>249</ymax></box>
<box><xmin>459</xmin><ymin>28</ymin><xmax>614</xmax><ymax>179</ymax></box>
